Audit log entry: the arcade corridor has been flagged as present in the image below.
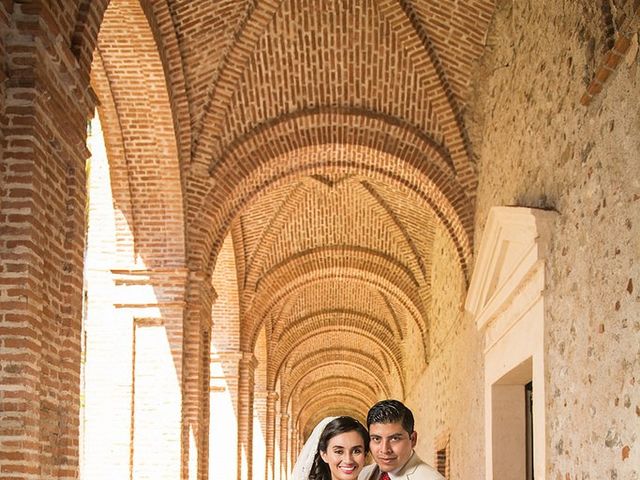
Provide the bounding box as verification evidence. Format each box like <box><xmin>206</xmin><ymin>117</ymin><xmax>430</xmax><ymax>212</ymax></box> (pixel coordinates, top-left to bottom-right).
<box><xmin>0</xmin><ymin>1</ymin><xmax>638</xmax><ymax>479</ymax></box>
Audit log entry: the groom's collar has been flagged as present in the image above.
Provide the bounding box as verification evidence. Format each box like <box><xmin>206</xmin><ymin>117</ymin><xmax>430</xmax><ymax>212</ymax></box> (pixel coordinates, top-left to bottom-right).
<box><xmin>380</xmin><ymin>451</ymin><xmax>417</xmax><ymax>478</ymax></box>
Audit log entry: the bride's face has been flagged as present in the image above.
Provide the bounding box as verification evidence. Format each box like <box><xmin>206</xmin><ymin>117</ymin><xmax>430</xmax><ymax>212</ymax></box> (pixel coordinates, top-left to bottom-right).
<box><xmin>320</xmin><ymin>430</ymin><xmax>366</xmax><ymax>480</ymax></box>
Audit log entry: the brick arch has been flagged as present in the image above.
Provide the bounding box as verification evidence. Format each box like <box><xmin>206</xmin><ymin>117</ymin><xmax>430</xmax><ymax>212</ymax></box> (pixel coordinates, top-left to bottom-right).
<box><xmin>360</xmin><ymin>179</ymin><xmax>430</xmax><ymax>280</ymax></box>
<box><xmin>269</xmin><ymin>328</ymin><xmax>405</xmax><ymax>398</ymax></box>
<box><xmin>272</xmin><ymin>311</ymin><xmax>398</xmax><ymax>370</ymax></box>
<box><xmin>297</xmin><ymin>394</ymin><xmax>372</xmax><ymax>435</ymax></box>
<box><xmin>90</xmin><ymin>0</ymin><xmax>186</xmax><ymax>267</ymax></box>
<box><xmin>278</xmin><ymin>346</ymin><xmax>404</xmax><ymax>400</ymax></box>
<box><xmin>190</xmin><ymin>0</ymin><xmax>283</xmax><ymax>160</ymax></box>
<box><xmin>243</xmin><ymin>251</ymin><xmax>427</xmax><ymax>351</ymax></box>
<box><xmin>294</xmin><ymin>377</ymin><xmax>378</xmax><ymax>420</ymax></box>
<box><xmin>281</xmin><ymin>355</ymin><xmax>392</xmax><ymax>404</ymax></box>
<box><xmin>138</xmin><ymin>0</ymin><xmax>192</xmax><ymax>179</ymax></box>
<box><xmin>210</xmin><ymin>107</ymin><xmax>454</xmax><ymax>176</ymax></box>
<box><xmin>190</xmin><ymin>1</ymin><xmax>477</xmax><ymax>196</ymax></box>
<box><xmin>276</xmin><ymin>308</ymin><xmax>395</xmax><ymax>340</ymax></box>
<box><xmin>378</xmin><ymin>0</ymin><xmax>477</xmax><ymax>191</ymax></box>
<box><xmin>253</xmin><ymin>246</ymin><xmax>421</xmax><ymax>298</ymax></box>
<box><xmin>90</xmin><ymin>52</ymin><xmax>135</xmax><ymax>258</ymax></box>
<box><xmin>191</xmin><ymin>114</ymin><xmax>474</xmax><ymax>281</ymax></box>
<box><xmin>274</xmin><ymin>322</ymin><xmax>401</xmax><ymax>370</ymax></box>
<box><xmin>295</xmin><ymin>376</ymin><xmax>378</xmax><ymax>406</ymax></box>
<box><xmin>241</xmin><ymin>175</ymin><xmax>432</xmax><ymax>298</ymax></box>
<box><xmin>72</xmin><ymin>0</ymin><xmax>192</xmax><ymax>176</ymax></box>
<box><xmin>250</xmin><ymin>275</ymin><xmax>420</xmax><ymax>396</ymax></box>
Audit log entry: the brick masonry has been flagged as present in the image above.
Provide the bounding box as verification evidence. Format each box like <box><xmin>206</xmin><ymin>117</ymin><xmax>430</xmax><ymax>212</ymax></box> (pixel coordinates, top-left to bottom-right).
<box><xmin>1</xmin><ymin>1</ymin><xmax>638</xmax><ymax>479</ymax></box>
<box><xmin>1</xmin><ymin>2</ymin><xmax>96</xmax><ymax>479</ymax></box>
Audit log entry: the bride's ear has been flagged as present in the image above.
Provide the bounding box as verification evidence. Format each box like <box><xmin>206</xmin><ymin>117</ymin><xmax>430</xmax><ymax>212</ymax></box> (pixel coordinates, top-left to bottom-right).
<box><xmin>320</xmin><ymin>451</ymin><xmax>328</xmax><ymax>463</ymax></box>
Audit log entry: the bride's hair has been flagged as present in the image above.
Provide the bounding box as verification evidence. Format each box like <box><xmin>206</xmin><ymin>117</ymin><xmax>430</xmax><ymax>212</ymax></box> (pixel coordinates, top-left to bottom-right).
<box><xmin>308</xmin><ymin>416</ymin><xmax>369</xmax><ymax>480</ymax></box>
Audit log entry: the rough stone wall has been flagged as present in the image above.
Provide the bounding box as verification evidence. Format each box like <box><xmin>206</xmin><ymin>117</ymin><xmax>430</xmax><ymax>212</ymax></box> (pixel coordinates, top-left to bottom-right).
<box><xmin>406</xmin><ymin>224</ymin><xmax>484</xmax><ymax>480</ymax></box>
<box><xmin>470</xmin><ymin>1</ymin><xmax>640</xmax><ymax>478</ymax></box>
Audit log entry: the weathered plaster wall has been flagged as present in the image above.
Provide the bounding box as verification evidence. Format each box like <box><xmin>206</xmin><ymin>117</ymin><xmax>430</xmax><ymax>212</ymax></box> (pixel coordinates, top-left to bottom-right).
<box><xmin>407</xmin><ymin>225</ymin><xmax>485</xmax><ymax>479</ymax></box>
<box><xmin>470</xmin><ymin>1</ymin><xmax>640</xmax><ymax>478</ymax></box>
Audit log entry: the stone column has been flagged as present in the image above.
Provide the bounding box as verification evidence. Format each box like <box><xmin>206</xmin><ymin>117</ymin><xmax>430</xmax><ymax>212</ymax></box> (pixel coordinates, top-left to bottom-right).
<box><xmin>237</xmin><ymin>352</ymin><xmax>257</xmax><ymax>480</ymax></box>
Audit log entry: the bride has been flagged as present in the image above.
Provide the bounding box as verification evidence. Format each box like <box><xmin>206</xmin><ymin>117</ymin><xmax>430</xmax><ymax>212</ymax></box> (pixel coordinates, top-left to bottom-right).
<box><xmin>291</xmin><ymin>416</ymin><xmax>369</xmax><ymax>480</ymax></box>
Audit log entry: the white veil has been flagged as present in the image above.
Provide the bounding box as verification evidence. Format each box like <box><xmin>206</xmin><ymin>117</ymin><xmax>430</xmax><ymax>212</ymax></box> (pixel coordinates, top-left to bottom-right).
<box><xmin>291</xmin><ymin>416</ymin><xmax>337</xmax><ymax>480</ymax></box>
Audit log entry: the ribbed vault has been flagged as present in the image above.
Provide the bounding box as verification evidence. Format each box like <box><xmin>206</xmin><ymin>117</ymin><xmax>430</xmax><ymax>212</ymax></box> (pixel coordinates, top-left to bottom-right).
<box><xmin>87</xmin><ymin>0</ymin><xmax>496</xmax><ymax>472</ymax></box>
<box><xmin>5</xmin><ymin>1</ymin><xmax>635</xmax><ymax>479</ymax></box>
<box><xmin>195</xmin><ymin>0</ymin><xmax>495</xmax><ymax>444</ymax></box>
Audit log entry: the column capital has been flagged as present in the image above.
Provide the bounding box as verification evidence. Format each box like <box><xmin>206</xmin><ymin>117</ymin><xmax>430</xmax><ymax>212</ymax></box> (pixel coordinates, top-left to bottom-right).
<box><xmin>239</xmin><ymin>351</ymin><xmax>258</xmax><ymax>369</ymax></box>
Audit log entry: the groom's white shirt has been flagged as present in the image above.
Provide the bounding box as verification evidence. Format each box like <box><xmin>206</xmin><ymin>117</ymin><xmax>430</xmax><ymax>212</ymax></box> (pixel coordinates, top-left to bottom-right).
<box><xmin>358</xmin><ymin>452</ymin><xmax>444</xmax><ymax>480</ymax></box>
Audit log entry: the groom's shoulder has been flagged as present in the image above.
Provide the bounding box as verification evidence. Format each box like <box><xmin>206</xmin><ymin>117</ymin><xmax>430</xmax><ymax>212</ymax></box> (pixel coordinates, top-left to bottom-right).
<box><xmin>405</xmin><ymin>454</ymin><xmax>445</xmax><ymax>480</ymax></box>
<box><xmin>358</xmin><ymin>462</ymin><xmax>377</xmax><ymax>480</ymax></box>
<box><xmin>414</xmin><ymin>463</ymin><xmax>445</xmax><ymax>479</ymax></box>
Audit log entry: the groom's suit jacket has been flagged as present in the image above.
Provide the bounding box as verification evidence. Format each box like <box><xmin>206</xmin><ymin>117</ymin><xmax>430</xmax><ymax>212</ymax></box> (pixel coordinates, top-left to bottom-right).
<box><xmin>358</xmin><ymin>452</ymin><xmax>444</xmax><ymax>480</ymax></box>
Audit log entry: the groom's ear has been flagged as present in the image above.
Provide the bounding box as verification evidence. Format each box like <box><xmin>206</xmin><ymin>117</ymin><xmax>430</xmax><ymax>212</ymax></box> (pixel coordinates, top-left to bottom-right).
<box><xmin>410</xmin><ymin>431</ymin><xmax>417</xmax><ymax>448</ymax></box>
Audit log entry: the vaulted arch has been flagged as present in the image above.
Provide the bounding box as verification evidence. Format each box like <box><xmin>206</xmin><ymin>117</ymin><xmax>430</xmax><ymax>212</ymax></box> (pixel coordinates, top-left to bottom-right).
<box><xmin>192</xmin><ymin>115</ymin><xmax>474</xmax><ymax>280</ymax></box>
<box><xmin>90</xmin><ymin>0</ymin><xmax>185</xmax><ymax>268</ymax></box>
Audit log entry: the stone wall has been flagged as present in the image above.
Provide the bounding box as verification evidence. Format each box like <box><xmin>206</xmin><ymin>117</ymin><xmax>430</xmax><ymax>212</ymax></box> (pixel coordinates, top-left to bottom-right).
<box><xmin>406</xmin><ymin>224</ymin><xmax>485</xmax><ymax>480</ymax></box>
<box><xmin>470</xmin><ymin>1</ymin><xmax>639</xmax><ymax>478</ymax></box>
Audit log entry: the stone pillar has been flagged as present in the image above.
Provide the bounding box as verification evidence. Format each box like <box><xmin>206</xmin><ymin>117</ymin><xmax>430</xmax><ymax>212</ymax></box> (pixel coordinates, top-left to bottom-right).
<box><xmin>265</xmin><ymin>391</ymin><xmax>278</xmax><ymax>480</ymax></box>
<box><xmin>279</xmin><ymin>413</ymin><xmax>290</xmax><ymax>480</ymax></box>
<box><xmin>237</xmin><ymin>352</ymin><xmax>257</xmax><ymax>480</ymax></box>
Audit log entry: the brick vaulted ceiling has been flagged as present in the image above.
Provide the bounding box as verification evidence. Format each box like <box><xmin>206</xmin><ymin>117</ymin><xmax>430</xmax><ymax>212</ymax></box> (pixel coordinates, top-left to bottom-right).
<box><xmin>92</xmin><ymin>0</ymin><xmax>495</xmax><ymax>433</ymax></box>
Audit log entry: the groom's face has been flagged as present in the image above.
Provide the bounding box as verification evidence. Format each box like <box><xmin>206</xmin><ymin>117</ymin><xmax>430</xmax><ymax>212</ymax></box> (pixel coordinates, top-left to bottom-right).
<box><xmin>368</xmin><ymin>421</ymin><xmax>417</xmax><ymax>473</ymax></box>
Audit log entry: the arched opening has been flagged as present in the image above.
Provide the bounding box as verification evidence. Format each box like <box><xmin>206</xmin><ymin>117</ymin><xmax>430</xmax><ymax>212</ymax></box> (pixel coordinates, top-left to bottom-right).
<box><xmin>81</xmin><ymin>0</ymin><xmax>186</xmax><ymax>478</ymax></box>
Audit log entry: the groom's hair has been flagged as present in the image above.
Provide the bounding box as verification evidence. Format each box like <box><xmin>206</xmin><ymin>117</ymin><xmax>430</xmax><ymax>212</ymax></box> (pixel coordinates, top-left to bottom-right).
<box><xmin>366</xmin><ymin>399</ymin><xmax>415</xmax><ymax>434</ymax></box>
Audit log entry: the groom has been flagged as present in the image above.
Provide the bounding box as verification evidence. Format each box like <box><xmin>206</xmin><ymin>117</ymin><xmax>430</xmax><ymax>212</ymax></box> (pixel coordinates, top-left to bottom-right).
<box><xmin>358</xmin><ymin>399</ymin><xmax>444</xmax><ymax>480</ymax></box>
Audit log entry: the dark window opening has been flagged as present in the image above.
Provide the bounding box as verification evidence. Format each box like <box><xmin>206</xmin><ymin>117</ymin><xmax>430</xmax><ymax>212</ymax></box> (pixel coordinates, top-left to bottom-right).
<box><xmin>525</xmin><ymin>381</ymin><xmax>534</xmax><ymax>480</ymax></box>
